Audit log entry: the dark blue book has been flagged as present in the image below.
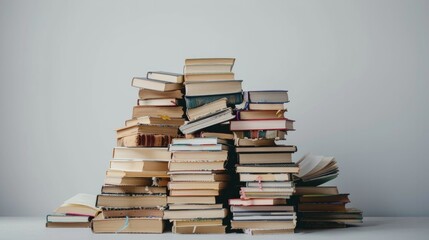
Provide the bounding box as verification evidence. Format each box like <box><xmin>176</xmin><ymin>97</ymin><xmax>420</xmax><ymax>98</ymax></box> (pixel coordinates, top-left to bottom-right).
<box><xmin>185</xmin><ymin>92</ymin><xmax>243</xmax><ymax>109</ymax></box>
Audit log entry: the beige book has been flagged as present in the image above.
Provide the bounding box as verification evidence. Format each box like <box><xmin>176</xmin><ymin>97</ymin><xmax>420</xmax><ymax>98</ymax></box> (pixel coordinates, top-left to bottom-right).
<box><xmin>112</xmin><ymin>147</ymin><xmax>171</xmax><ymax>161</ymax></box>
<box><xmin>169</xmin><ymin>161</ymin><xmax>226</xmax><ymax>171</ymax></box>
<box><xmin>167</xmin><ymin>196</ymin><xmax>216</xmax><ymax>204</ymax></box>
<box><xmin>106</xmin><ymin>169</ymin><xmax>169</xmax><ymax>178</ymax></box>
<box><xmin>101</xmin><ymin>185</ymin><xmax>167</xmax><ymax>195</ymax></box>
<box><xmin>96</xmin><ymin>195</ymin><xmax>167</xmax><ymax>208</ymax></box>
<box><xmin>163</xmin><ymin>208</ymin><xmax>227</xmax><ymax>220</ymax></box>
<box><xmin>168</xmin><ymin>204</ymin><xmax>223</xmax><ymax>210</ymax></box>
<box><xmin>168</xmin><ymin>181</ymin><xmax>227</xmax><ymax>190</ymax></box>
<box><xmin>172</xmin><ymin>150</ymin><xmax>227</xmax><ymax>161</ymax></box>
<box><xmin>92</xmin><ymin>213</ymin><xmax>164</xmax><ymax>233</ymax></box>
<box><xmin>131</xmin><ymin>77</ymin><xmax>182</xmax><ymax>91</ymax></box>
<box><xmin>184</xmin><ymin>80</ymin><xmax>242</xmax><ymax>97</ymax></box>
<box><xmin>239</xmin><ymin>173</ymin><xmax>291</xmax><ymax>182</ymax></box>
<box><xmin>238</xmin><ymin>152</ymin><xmax>292</xmax><ymax>164</ymax></box>
<box><xmin>169</xmin><ymin>189</ymin><xmax>220</xmax><ymax>196</ymax></box>
<box><xmin>147</xmin><ymin>71</ymin><xmax>183</xmax><ymax>83</ymax></box>
<box><xmin>236</xmin><ymin>165</ymin><xmax>299</xmax><ymax>174</ymax></box>
<box><xmin>231</xmin><ymin>220</ymin><xmax>296</xmax><ymax>230</ymax></box>
<box><xmin>110</xmin><ymin>160</ymin><xmax>168</xmax><ymax>171</ymax></box>
<box><xmin>185</xmin><ymin>58</ymin><xmax>235</xmax><ymax>66</ymax></box>
<box><xmin>172</xmin><ymin>225</ymin><xmax>226</xmax><ymax>234</ymax></box>
<box><xmin>132</xmin><ymin>105</ymin><xmax>183</xmax><ymax>119</ymax></box>
<box><xmin>173</xmin><ymin>219</ymin><xmax>223</xmax><ymax>227</ymax></box>
<box><xmin>139</xmin><ymin>88</ymin><xmax>182</xmax><ymax>100</ymax></box>
<box><xmin>185</xmin><ymin>72</ymin><xmax>234</xmax><ymax>82</ymax></box>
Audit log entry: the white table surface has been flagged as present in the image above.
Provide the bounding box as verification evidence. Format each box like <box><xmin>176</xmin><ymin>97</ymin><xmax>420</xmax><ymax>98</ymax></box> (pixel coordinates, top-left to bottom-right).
<box><xmin>0</xmin><ymin>217</ymin><xmax>428</xmax><ymax>240</ymax></box>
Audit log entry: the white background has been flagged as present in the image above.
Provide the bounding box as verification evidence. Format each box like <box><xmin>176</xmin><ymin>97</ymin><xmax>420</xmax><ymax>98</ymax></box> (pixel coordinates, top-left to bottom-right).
<box><xmin>1</xmin><ymin>0</ymin><xmax>428</xmax><ymax>216</ymax></box>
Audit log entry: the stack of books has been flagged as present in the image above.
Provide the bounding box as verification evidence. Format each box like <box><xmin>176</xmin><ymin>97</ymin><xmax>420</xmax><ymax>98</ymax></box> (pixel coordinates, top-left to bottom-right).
<box><xmin>92</xmin><ymin>147</ymin><xmax>172</xmax><ymax>233</ymax></box>
<box><xmin>163</xmin><ymin>138</ymin><xmax>229</xmax><ymax>234</ymax></box>
<box><xmin>46</xmin><ymin>193</ymin><xmax>100</xmax><ymax>228</ymax></box>
<box><xmin>293</xmin><ymin>154</ymin><xmax>363</xmax><ymax>228</ymax></box>
<box><xmin>228</xmin><ymin>90</ymin><xmax>299</xmax><ymax>234</ymax></box>
<box><xmin>117</xmin><ymin>71</ymin><xmax>186</xmax><ymax>147</ymax></box>
<box><xmin>180</xmin><ymin>58</ymin><xmax>242</xmax><ymax>134</ymax></box>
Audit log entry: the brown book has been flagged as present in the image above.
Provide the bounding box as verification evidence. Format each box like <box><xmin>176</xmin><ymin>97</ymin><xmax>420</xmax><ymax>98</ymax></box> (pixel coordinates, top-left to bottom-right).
<box><xmin>104</xmin><ymin>176</ymin><xmax>153</xmax><ymax>186</ymax></box>
<box><xmin>112</xmin><ymin>147</ymin><xmax>171</xmax><ymax>161</ymax></box>
<box><xmin>101</xmin><ymin>185</ymin><xmax>167</xmax><ymax>195</ymax></box>
<box><xmin>235</xmin><ymin>146</ymin><xmax>297</xmax><ymax>153</ymax></box>
<box><xmin>185</xmin><ymin>72</ymin><xmax>234</xmax><ymax>82</ymax></box>
<box><xmin>238</xmin><ymin>110</ymin><xmax>286</xmax><ymax>120</ymax></box>
<box><xmin>168</xmin><ymin>204</ymin><xmax>223</xmax><ymax>210</ymax></box>
<box><xmin>299</xmin><ymin>194</ymin><xmax>350</xmax><ymax>203</ymax></box>
<box><xmin>169</xmin><ymin>189</ymin><xmax>220</xmax><ymax>196</ymax></box>
<box><xmin>238</xmin><ymin>152</ymin><xmax>292</xmax><ymax>164</ymax></box>
<box><xmin>91</xmin><ymin>213</ymin><xmax>164</xmax><ymax>233</ymax></box>
<box><xmin>125</xmin><ymin>117</ymin><xmax>185</xmax><ymax>127</ymax></box>
<box><xmin>106</xmin><ymin>169</ymin><xmax>168</xmax><ymax>178</ymax></box>
<box><xmin>96</xmin><ymin>195</ymin><xmax>167</xmax><ymax>208</ymax></box>
<box><xmin>228</xmin><ymin>198</ymin><xmax>287</xmax><ymax>206</ymax></box>
<box><xmin>168</xmin><ymin>181</ymin><xmax>227</xmax><ymax>190</ymax></box>
<box><xmin>184</xmin><ymin>80</ymin><xmax>242</xmax><ymax>97</ymax></box>
<box><xmin>174</xmin><ymin>219</ymin><xmax>223</xmax><ymax>227</ymax></box>
<box><xmin>110</xmin><ymin>160</ymin><xmax>168</xmax><ymax>171</ymax></box>
<box><xmin>170</xmin><ymin>173</ymin><xmax>229</xmax><ymax>182</ymax></box>
<box><xmin>172</xmin><ymin>225</ymin><xmax>226</xmax><ymax>234</ymax></box>
<box><xmin>230</xmin><ymin>205</ymin><xmax>294</xmax><ymax>212</ymax></box>
<box><xmin>239</xmin><ymin>173</ymin><xmax>291</xmax><ymax>182</ymax></box>
<box><xmin>139</xmin><ymin>88</ymin><xmax>183</xmax><ymax>100</ymax></box>
<box><xmin>147</xmin><ymin>71</ymin><xmax>183</xmax><ymax>83</ymax></box>
<box><xmin>201</xmin><ymin>131</ymin><xmax>234</xmax><ymax>140</ymax></box>
<box><xmin>172</xmin><ymin>150</ymin><xmax>227</xmax><ymax>161</ymax></box>
<box><xmin>102</xmin><ymin>208</ymin><xmax>163</xmax><ymax>218</ymax></box>
<box><xmin>46</xmin><ymin>222</ymin><xmax>90</xmax><ymax>228</ymax></box>
<box><xmin>116</xmin><ymin>125</ymin><xmax>179</xmax><ymax>139</ymax></box>
<box><xmin>131</xmin><ymin>77</ymin><xmax>182</xmax><ymax>91</ymax></box>
<box><xmin>236</xmin><ymin>165</ymin><xmax>299</xmax><ymax>174</ymax></box>
<box><xmin>132</xmin><ymin>105</ymin><xmax>183</xmax><ymax>119</ymax></box>
<box><xmin>167</xmin><ymin>196</ymin><xmax>216</xmax><ymax>204</ymax></box>
<box><xmin>294</xmin><ymin>186</ymin><xmax>339</xmax><ymax>195</ymax></box>
<box><xmin>163</xmin><ymin>208</ymin><xmax>227</xmax><ymax>220</ymax></box>
<box><xmin>231</xmin><ymin>220</ymin><xmax>296</xmax><ymax>230</ymax></box>
<box><xmin>298</xmin><ymin>203</ymin><xmax>347</xmax><ymax>212</ymax></box>
<box><xmin>117</xmin><ymin>134</ymin><xmax>173</xmax><ymax>147</ymax></box>
<box><xmin>169</xmin><ymin>161</ymin><xmax>226</xmax><ymax>171</ymax></box>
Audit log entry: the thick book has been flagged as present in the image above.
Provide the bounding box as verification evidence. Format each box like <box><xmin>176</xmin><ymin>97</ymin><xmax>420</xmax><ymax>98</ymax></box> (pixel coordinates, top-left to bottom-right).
<box><xmin>125</xmin><ymin>116</ymin><xmax>185</xmax><ymax>127</ymax></box>
<box><xmin>185</xmin><ymin>92</ymin><xmax>243</xmax><ymax>109</ymax></box>
<box><xmin>112</xmin><ymin>147</ymin><xmax>171</xmax><ymax>161</ymax></box>
<box><xmin>46</xmin><ymin>222</ymin><xmax>91</xmax><ymax>228</ymax></box>
<box><xmin>92</xmin><ymin>213</ymin><xmax>164</xmax><ymax>233</ymax></box>
<box><xmin>104</xmin><ymin>176</ymin><xmax>153</xmax><ymax>186</ymax></box>
<box><xmin>234</xmin><ymin>130</ymin><xmax>286</xmax><ymax>139</ymax></box>
<box><xmin>169</xmin><ymin>189</ymin><xmax>220</xmax><ymax>196</ymax></box>
<box><xmin>179</xmin><ymin>108</ymin><xmax>235</xmax><ymax>134</ymax></box>
<box><xmin>185</xmin><ymin>58</ymin><xmax>235</xmax><ymax>66</ymax></box>
<box><xmin>184</xmin><ymin>80</ymin><xmax>242</xmax><ymax>97</ymax></box>
<box><xmin>236</xmin><ymin>164</ymin><xmax>299</xmax><ymax>174</ymax></box>
<box><xmin>295</xmin><ymin>154</ymin><xmax>339</xmax><ymax>186</ymax></box>
<box><xmin>46</xmin><ymin>214</ymin><xmax>91</xmax><ymax>224</ymax></box>
<box><xmin>184</xmin><ymin>64</ymin><xmax>233</xmax><ymax>74</ymax></box>
<box><xmin>228</xmin><ymin>198</ymin><xmax>287</xmax><ymax>206</ymax></box>
<box><xmin>172</xmin><ymin>150</ymin><xmax>227</xmax><ymax>161</ymax></box>
<box><xmin>172</xmin><ymin>137</ymin><xmax>221</xmax><ymax>145</ymax></box>
<box><xmin>54</xmin><ymin>193</ymin><xmax>101</xmax><ymax>217</ymax></box>
<box><xmin>244</xmin><ymin>90</ymin><xmax>289</xmax><ymax>103</ymax></box>
<box><xmin>96</xmin><ymin>194</ymin><xmax>167</xmax><ymax>208</ymax></box>
<box><xmin>139</xmin><ymin>88</ymin><xmax>183</xmax><ymax>100</ymax></box>
<box><xmin>186</xmin><ymin>98</ymin><xmax>227</xmax><ymax>121</ymax></box>
<box><xmin>238</xmin><ymin>152</ymin><xmax>292</xmax><ymax>164</ymax></box>
<box><xmin>117</xmin><ymin>134</ymin><xmax>173</xmax><ymax>147</ymax></box>
<box><xmin>163</xmin><ymin>208</ymin><xmax>227</xmax><ymax>220</ymax></box>
<box><xmin>137</xmin><ymin>98</ymin><xmax>177</xmax><ymax>106</ymax></box>
<box><xmin>298</xmin><ymin>203</ymin><xmax>347</xmax><ymax>212</ymax></box>
<box><xmin>248</xmin><ymin>103</ymin><xmax>286</xmax><ymax>111</ymax></box>
<box><xmin>170</xmin><ymin>173</ymin><xmax>229</xmax><ymax>182</ymax></box>
<box><xmin>101</xmin><ymin>185</ymin><xmax>167</xmax><ymax>195</ymax></box>
<box><xmin>106</xmin><ymin>169</ymin><xmax>169</xmax><ymax>178</ymax></box>
<box><xmin>169</xmin><ymin>161</ymin><xmax>226</xmax><ymax>171</ymax></box>
<box><xmin>110</xmin><ymin>160</ymin><xmax>168</xmax><ymax>171</ymax></box>
<box><xmin>132</xmin><ymin>105</ymin><xmax>184</xmax><ymax>119</ymax></box>
<box><xmin>238</xmin><ymin>110</ymin><xmax>286</xmax><ymax>120</ymax></box>
<box><xmin>294</xmin><ymin>186</ymin><xmax>339</xmax><ymax>195</ymax></box>
<box><xmin>230</xmin><ymin>118</ymin><xmax>295</xmax><ymax>131</ymax></box>
<box><xmin>168</xmin><ymin>181</ymin><xmax>227</xmax><ymax>190</ymax></box>
<box><xmin>172</xmin><ymin>225</ymin><xmax>226</xmax><ymax>234</ymax></box>
<box><xmin>168</xmin><ymin>204</ymin><xmax>223</xmax><ymax>210</ymax></box>
<box><xmin>231</xmin><ymin>220</ymin><xmax>296</xmax><ymax>230</ymax></box>
<box><xmin>185</xmin><ymin>72</ymin><xmax>234</xmax><ymax>82</ymax></box>
<box><xmin>147</xmin><ymin>71</ymin><xmax>183</xmax><ymax>83</ymax></box>
<box><xmin>299</xmin><ymin>194</ymin><xmax>350</xmax><ymax>203</ymax></box>
<box><xmin>239</xmin><ymin>173</ymin><xmax>291</xmax><ymax>182</ymax></box>
<box><xmin>102</xmin><ymin>208</ymin><xmax>163</xmax><ymax>218</ymax></box>
<box><xmin>116</xmin><ymin>125</ymin><xmax>179</xmax><ymax>139</ymax></box>
<box><xmin>167</xmin><ymin>196</ymin><xmax>216</xmax><ymax>204</ymax></box>
<box><xmin>131</xmin><ymin>77</ymin><xmax>182</xmax><ymax>91</ymax></box>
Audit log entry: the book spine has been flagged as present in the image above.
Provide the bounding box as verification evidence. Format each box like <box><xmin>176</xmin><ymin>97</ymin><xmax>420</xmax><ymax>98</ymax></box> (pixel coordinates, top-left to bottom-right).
<box><xmin>185</xmin><ymin>92</ymin><xmax>243</xmax><ymax>109</ymax></box>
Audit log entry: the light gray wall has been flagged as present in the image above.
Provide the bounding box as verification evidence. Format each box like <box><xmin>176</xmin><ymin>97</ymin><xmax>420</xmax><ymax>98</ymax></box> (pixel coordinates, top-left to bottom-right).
<box><xmin>1</xmin><ymin>0</ymin><xmax>428</xmax><ymax>217</ymax></box>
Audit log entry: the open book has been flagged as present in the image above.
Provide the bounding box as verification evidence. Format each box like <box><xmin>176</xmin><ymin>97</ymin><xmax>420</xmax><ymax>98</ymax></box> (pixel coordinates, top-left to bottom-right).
<box><xmin>294</xmin><ymin>154</ymin><xmax>339</xmax><ymax>186</ymax></box>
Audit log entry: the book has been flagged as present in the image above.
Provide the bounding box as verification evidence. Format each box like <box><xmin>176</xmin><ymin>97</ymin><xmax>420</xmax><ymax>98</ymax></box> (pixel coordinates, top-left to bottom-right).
<box><xmin>96</xmin><ymin>195</ymin><xmax>167</xmax><ymax>208</ymax></box>
<box><xmin>116</xmin><ymin>124</ymin><xmax>179</xmax><ymax>139</ymax></box>
<box><xmin>295</xmin><ymin>154</ymin><xmax>339</xmax><ymax>186</ymax></box>
<box><xmin>298</xmin><ymin>203</ymin><xmax>347</xmax><ymax>212</ymax></box>
<box><xmin>170</xmin><ymin>172</ymin><xmax>229</xmax><ymax>182</ymax></box>
<box><xmin>185</xmin><ymin>72</ymin><xmax>234</xmax><ymax>82</ymax></box>
<box><xmin>168</xmin><ymin>181</ymin><xmax>227</xmax><ymax>190</ymax></box>
<box><xmin>201</xmin><ymin>131</ymin><xmax>234</xmax><ymax>140</ymax></box>
<box><xmin>172</xmin><ymin>150</ymin><xmax>227</xmax><ymax>161</ymax></box>
<box><xmin>54</xmin><ymin>193</ymin><xmax>101</xmax><ymax>217</ymax></box>
<box><xmin>46</xmin><ymin>222</ymin><xmax>91</xmax><ymax>228</ymax></box>
<box><xmin>168</xmin><ymin>204</ymin><xmax>223</xmax><ymax>210</ymax></box>
<box><xmin>169</xmin><ymin>161</ymin><xmax>226</xmax><ymax>171</ymax></box>
<box><xmin>137</xmin><ymin>98</ymin><xmax>177</xmax><ymax>106</ymax></box>
<box><xmin>112</xmin><ymin>147</ymin><xmax>171</xmax><ymax>161</ymax></box>
<box><xmin>244</xmin><ymin>90</ymin><xmax>289</xmax><ymax>103</ymax></box>
<box><xmin>235</xmin><ymin>145</ymin><xmax>297</xmax><ymax>153</ymax></box>
<box><xmin>238</xmin><ymin>152</ymin><xmax>292</xmax><ymax>164</ymax></box>
<box><xmin>246</xmin><ymin>181</ymin><xmax>293</xmax><ymax>188</ymax></box>
<box><xmin>233</xmin><ymin>215</ymin><xmax>296</xmax><ymax>221</ymax></box>
<box><xmin>236</xmin><ymin>164</ymin><xmax>299</xmax><ymax>174</ymax></box>
<box><xmin>179</xmin><ymin>108</ymin><xmax>235</xmax><ymax>134</ymax></box>
<box><xmin>47</xmin><ymin>214</ymin><xmax>92</xmax><ymax>223</ymax></box>
<box><xmin>299</xmin><ymin>194</ymin><xmax>350</xmax><ymax>203</ymax></box>
<box><xmin>234</xmin><ymin>130</ymin><xmax>286</xmax><ymax>139</ymax></box>
<box><xmin>163</xmin><ymin>208</ymin><xmax>227</xmax><ymax>219</ymax></box>
<box><xmin>184</xmin><ymin>80</ymin><xmax>242</xmax><ymax>97</ymax></box>
<box><xmin>171</xmin><ymin>137</ymin><xmax>222</xmax><ymax>145</ymax></box>
<box><xmin>231</xmin><ymin>220</ymin><xmax>296</xmax><ymax>230</ymax></box>
<box><xmin>238</xmin><ymin>110</ymin><xmax>286</xmax><ymax>120</ymax></box>
<box><xmin>117</xmin><ymin>134</ymin><xmax>173</xmax><ymax>147</ymax></box>
<box><xmin>92</xmin><ymin>213</ymin><xmax>164</xmax><ymax>233</ymax></box>
<box><xmin>184</xmin><ymin>64</ymin><xmax>234</xmax><ymax>74</ymax></box>
<box><xmin>169</xmin><ymin>189</ymin><xmax>220</xmax><ymax>196</ymax></box>
<box><xmin>186</xmin><ymin>98</ymin><xmax>227</xmax><ymax>121</ymax></box>
<box><xmin>230</xmin><ymin>205</ymin><xmax>294</xmax><ymax>212</ymax></box>
<box><xmin>174</xmin><ymin>219</ymin><xmax>223</xmax><ymax>227</ymax></box>
<box><xmin>228</xmin><ymin>198</ymin><xmax>287</xmax><ymax>206</ymax></box>
<box><xmin>172</xmin><ymin>225</ymin><xmax>226</xmax><ymax>234</ymax></box>
<box><xmin>109</xmin><ymin>160</ymin><xmax>168</xmax><ymax>172</ymax></box>
<box><xmin>294</xmin><ymin>186</ymin><xmax>339</xmax><ymax>195</ymax></box>
<box><xmin>131</xmin><ymin>77</ymin><xmax>182</xmax><ymax>91</ymax></box>
<box><xmin>185</xmin><ymin>58</ymin><xmax>235</xmax><ymax>66</ymax></box>
<box><xmin>184</xmin><ymin>92</ymin><xmax>243</xmax><ymax>109</ymax></box>
<box><xmin>169</xmin><ymin>144</ymin><xmax>227</xmax><ymax>151</ymax></box>
<box><xmin>248</xmin><ymin>103</ymin><xmax>286</xmax><ymax>111</ymax></box>
<box><xmin>167</xmin><ymin>196</ymin><xmax>216</xmax><ymax>204</ymax></box>
<box><xmin>139</xmin><ymin>88</ymin><xmax>183</xmax><ymax>100</ymax></box>
<box><xmin>230</xmin><ymin>119</ymin><xmax>295</xmax><ymax>131</ymax></box>
<box><xmin>125</xmin><ymin>116</ymin><xmax>185</xmax><ymax>127</ymax></box>
<box><xmin>101</xmin><ymin>185</ymin><xmax>167</xmax><ymax>195</ymax></box>
<box><xmin>239</xmin><ymin>173</ymin><xmax>291</xmax><ymax>182</ymax></box>
<box><xmin>106</xmin><ymin>169</ymin><xmax>169</xmax><ymax>178</ymax></box>
<box><xmin>102</xmin><ymin>208</ymin><xmax>163</xmax><ymax>218</ymax></box>
<box><xmin>147</xmin><ymin>71</ymin><xmax>183</xmax><ymax>83</ymax></box>
<box><xmin>132</xmin><ymin>105</ymin><xmax>184</xmax><ymax>119</ymax></box>
<box><xmin>244</xmin><ymin>229</ymin><xmax>295</xmax><ymax>235</ymax></box>
<box><xmin>104</xmin><ymin>176</ymin><xmax>153</xmax><ymax>186</ymax></box>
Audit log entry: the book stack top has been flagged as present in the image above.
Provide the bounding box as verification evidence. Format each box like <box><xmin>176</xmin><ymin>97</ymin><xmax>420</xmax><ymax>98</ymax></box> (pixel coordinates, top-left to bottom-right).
<box><xmin>292</xmin><ymin>154</ymin><xmax>363</xmax><ymax>228</ymax></box>
<box><xmin>164</xmin><ymin>138</ymin><xmax>229</xmax><ymax>234</ymax></box>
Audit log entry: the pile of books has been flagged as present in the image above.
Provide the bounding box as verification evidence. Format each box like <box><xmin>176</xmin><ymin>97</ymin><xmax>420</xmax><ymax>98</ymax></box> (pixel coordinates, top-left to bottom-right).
<box><xmin>293</xmin><ymin>154</ymin><xmax>363</xmax><ymax>228</ymax></box>
<box><xmin>46</xmin><ymin>193</ymin><xmax>100</xmax><ymax>228</ymax></box>
<box><xmin>228</xmin><ymin>90</ymin><xmax>299</xmax><ymax>234</ymax></box>
<box><xmin>92</xmin><ymin>147</ymin><xmax>171</xmax><ymax>233</ymax></box>
<box><xmin>92</xmin><ymin>71</ymin><xmax>187</xmax><ymax>233</ymax></box>
<box><xmin>163</xmin><ymin>138</ymin><xmax>230</xmax><ymax>234</ymax></box>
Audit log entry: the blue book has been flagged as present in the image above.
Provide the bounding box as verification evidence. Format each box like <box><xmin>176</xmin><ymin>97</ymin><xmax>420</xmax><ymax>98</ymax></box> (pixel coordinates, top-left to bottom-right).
<box><xmin>185</xmin><ymin>92</ymin><xmax>243</xmax><ymax>109</ymax></box>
